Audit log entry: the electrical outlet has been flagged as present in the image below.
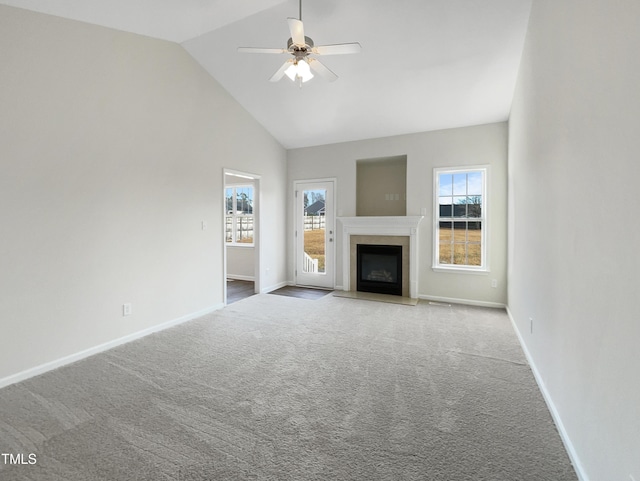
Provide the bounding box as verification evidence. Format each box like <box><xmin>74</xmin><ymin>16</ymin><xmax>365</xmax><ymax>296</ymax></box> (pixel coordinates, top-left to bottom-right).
<box><xmin>201</xmin><ymin>221</ymin><xmax>208</xmax><ymax>230</ymax></box>
<box><xmin>491</xmin><ymin>279</ymin><xmax>498</xmax><ymax>288</ymax></box>
<box><xmin>123</xmin><ymin>303</ymin><xmax>132</xmax><ymax>316</ymax></box>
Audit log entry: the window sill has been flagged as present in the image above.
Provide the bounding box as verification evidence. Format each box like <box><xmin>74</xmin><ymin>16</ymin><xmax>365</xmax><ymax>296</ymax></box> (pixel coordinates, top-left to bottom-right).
<box><xmin>226</xmin><ymin>243</ymin><xmax>255</xmax><ymax>248</ymax></box>
<box><xmin>432</xmin><ymin>266</ymin><xmax>489</xmax><ymax>275</ymax></box>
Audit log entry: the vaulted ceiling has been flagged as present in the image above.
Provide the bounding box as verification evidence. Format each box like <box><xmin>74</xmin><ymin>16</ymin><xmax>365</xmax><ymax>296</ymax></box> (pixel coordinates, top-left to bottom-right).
<box><xmin>1</xmin><ymin>0</ymin><xmax>532</xmax><ymax>148</ymax></box>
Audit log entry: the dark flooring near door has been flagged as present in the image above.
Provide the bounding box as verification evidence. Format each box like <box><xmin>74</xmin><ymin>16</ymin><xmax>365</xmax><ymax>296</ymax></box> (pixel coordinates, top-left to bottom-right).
<box><xmin>269</xmin><ymin>285</ymin><xmax>333</xmax><ymax>300</ymax></box>
<box><xmin>226</xmin><ymin>279</ymin><xmax>255</xmax><ymax>304</ymax></box>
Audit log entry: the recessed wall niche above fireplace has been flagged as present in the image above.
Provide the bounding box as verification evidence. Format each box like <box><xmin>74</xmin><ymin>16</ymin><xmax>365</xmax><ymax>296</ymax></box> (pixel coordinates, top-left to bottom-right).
<box><xmin>356</xmin><ymin>155</ymin><xmax>407</xmax><ymax>217</ymax></box>
<box><xmin>357</xmin><ymin>244</ymin><xmax>403</xmax><ymax>296</ymax></box>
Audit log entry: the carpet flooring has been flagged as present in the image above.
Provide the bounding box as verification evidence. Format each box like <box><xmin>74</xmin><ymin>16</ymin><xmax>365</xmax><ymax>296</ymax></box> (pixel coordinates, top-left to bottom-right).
<box><xmin>0</xmin><ymin>294</ymin><xmax>577</xmax><ymax>480</ymax></box>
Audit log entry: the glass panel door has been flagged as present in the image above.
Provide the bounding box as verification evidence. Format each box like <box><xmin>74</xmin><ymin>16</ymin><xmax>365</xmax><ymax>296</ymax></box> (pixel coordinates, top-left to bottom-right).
<box><xmin>295</xmin><ymin>180</ymin><xmax>334</xmax><ymax>289</ymax></box>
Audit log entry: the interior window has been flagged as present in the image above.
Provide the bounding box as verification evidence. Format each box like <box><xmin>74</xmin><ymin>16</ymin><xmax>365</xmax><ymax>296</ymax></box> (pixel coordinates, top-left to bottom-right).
<box><xmin>225</xmin><ymin>185</ymin><xmax>254</xmax><ymax>245</ymax></box>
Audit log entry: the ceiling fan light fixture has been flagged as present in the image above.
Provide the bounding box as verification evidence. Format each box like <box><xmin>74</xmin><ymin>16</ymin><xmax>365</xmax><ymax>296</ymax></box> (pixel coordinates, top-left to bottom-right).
<box><xmin>237</xmin><ymin>0</ymin><xmax>360</xmax><ymax>85</ymax></box>
<box><xmin>285</xmin><ymin>59</ymin><xmax>314</xmax><ymax>83</ymax></box>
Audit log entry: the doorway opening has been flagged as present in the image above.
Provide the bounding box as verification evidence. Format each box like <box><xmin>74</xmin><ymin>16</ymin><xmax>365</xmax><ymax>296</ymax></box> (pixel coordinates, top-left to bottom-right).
<box><xmin>223</xmin><ymin>169</ymin><xmax>261</xmax><ymax>305</ymax></box>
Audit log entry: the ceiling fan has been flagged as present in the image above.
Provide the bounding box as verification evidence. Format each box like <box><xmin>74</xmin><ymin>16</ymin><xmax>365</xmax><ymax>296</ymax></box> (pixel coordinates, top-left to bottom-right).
<box><xmin>238</xmin><ymin>0</ymin><xmax>361</xmax><ymax>86</ymax></box>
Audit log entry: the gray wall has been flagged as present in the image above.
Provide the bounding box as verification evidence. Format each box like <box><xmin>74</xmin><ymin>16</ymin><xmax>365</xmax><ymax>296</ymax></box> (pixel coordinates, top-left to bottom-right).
<box><xmin>226</xmin><ymin>247</ymin><xmax>255</xmax><ymax>280</ymax></box>
<box><xmin>288</xmin><ymin>122</ymin><xmax>508</xmax><ymax>306</ymax></box>
<box><xmin>0</xmin><ymin>6</ymin><xmax>287</xmax><ymax>382</ymax></box>
<box><xmin>508</xmin><ymin>0</ymin><xmax>640</xmax><ymax>479</ymax></box>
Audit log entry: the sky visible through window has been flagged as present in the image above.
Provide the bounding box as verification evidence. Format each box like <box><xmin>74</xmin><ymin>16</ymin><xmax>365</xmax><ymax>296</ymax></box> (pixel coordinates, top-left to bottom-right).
<box><xmin>438</xmin><ymin>171</ymin><xmax>483</xmax><ymax>198</ymax></box>
<box><xmin>226</xmin><ymin>186</ymin><xmax>253</xmax><ymax>213</ymax></box>
<box><xmin>303</xmin><ymin>189</ymin><xmax>326</xmax><ymax>208</ymax></box>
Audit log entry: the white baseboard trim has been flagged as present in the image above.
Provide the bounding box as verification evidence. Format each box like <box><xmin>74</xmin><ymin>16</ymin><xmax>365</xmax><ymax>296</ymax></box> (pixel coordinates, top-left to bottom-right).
<box><xmin>505</xmin><ymin>307</ymin><xmax>588</xmax><ymax>481</ymax></box>
<box><xmin>226</xmin><ymin>274</ymin><xmax>255</xmax><ymax>282</ymax></box>
<box><xmin>418</xmin><ymin>294</ymin><xmax>506</xmax><ymax>309</ymax></box>
<box><xmin>260</xmin><ymin>280</ymin><xmax>289</xmax><ymax>294</ymax></box>
<box><xmin>0</xmin><ymin>303</ymin><xmax>225</xmax><ymax>390</ymax></box>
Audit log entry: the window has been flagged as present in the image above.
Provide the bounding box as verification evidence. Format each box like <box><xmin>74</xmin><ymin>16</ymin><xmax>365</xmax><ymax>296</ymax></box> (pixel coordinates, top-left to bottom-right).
<box><xmin>434</xmin><ymin>167</ymin><xmax>487</xmax><ymax>271</ymax></box>
<box><xmin>225</xmin><ymin>185</ymin><xmax>254</xmax><ymax>245</ymax></box>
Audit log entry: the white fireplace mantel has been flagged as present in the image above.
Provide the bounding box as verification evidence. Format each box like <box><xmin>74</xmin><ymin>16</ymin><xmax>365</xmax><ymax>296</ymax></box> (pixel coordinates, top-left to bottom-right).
<box><xmin>338</xmin><ymin>216</ymin><xmax>423</xmax><ymax>298</ymax></box>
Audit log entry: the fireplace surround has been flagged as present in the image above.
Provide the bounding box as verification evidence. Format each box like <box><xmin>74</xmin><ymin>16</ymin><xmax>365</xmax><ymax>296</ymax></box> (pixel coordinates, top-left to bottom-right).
<box><xmin>338</xmin><ymin>216</ymin><xmax>423</xmax><ymax>298</ymax></box>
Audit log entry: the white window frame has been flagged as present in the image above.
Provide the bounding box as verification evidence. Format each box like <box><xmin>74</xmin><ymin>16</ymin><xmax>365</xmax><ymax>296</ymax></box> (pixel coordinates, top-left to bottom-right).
<box><xmin>432</xmin><ymin>166</ymin><xmax>488</xmax><ymax>273</ymax></box>
<box><xmin>225</xmin><ymin>185</ymin><xmax>255</xmax><ymax>247</ymax></box>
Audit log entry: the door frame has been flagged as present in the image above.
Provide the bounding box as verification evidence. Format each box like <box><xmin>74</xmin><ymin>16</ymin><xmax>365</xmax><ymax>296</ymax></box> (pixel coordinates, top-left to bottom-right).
<box><xmin>293</xmin><ymin>178</ymin><xmax>337</xmax><ymax>289</ymax></box>
<box><xmin>223</xmin><ymin>168</ymin><xmax>261</xmax><ymax>305</ymax></box>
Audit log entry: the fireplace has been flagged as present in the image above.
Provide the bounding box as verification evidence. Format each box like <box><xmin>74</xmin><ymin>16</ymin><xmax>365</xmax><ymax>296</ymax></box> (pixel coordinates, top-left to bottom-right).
<box><xmin>357</xmin><ymin>244</ymin><xmax>403</xmax><ymax>296</ymax></box>
<box><xmin>339</xmin><ymin>216</ymin><xmax>423</xmax><ymax>299</ymax></box>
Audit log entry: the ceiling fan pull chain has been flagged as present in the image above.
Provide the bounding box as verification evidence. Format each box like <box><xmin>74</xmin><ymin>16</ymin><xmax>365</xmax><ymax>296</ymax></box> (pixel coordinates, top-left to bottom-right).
<box><xmin>299</xmin><ymin>0</ymin><xmax>302</xmax><ymax>21</ymax></box>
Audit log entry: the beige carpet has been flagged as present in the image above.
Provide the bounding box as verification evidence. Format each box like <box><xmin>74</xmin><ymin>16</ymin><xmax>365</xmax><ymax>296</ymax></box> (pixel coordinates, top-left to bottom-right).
<box><xmin>332</xmin><ymin>290</ymin><xmax>419</xmax><ymax>305</ymax></box>
<box><xmin>0</xmin><ymin>294</ymin><xmax>577</xmax><ymax>480</ymax></box>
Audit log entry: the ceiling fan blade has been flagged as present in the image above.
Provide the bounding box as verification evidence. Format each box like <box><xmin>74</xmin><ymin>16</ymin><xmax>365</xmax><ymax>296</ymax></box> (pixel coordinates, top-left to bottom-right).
<box><xmin>308</xmin><ymin>58</ymin><xmax>338</xmax><ymax>82</ymax></box>
<box><xmin>269</xmin><ymin>60</ymin><xmax>294</xmax><ymax>82</ymax></box>
<box><xmin>287</xmin><ymin>18</ymin><xmax>306</xmax><ymax>46</ymax></box>
<box><xmin>238</xmin><ymin>47</ymin><xmax>287</xmax><ymax>54</ymax></box>
<box><xmin>313</xmin><ymin>43</ymin><xmax>362</xmax><ymax>55</ymax></box>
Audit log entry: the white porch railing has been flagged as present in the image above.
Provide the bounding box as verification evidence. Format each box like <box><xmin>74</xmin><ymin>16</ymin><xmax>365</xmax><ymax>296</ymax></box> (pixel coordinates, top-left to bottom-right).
<box><xmin>303</xmin><ymin>252</ymin><xmax>318</xmax><ymax>273</ymax></box>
